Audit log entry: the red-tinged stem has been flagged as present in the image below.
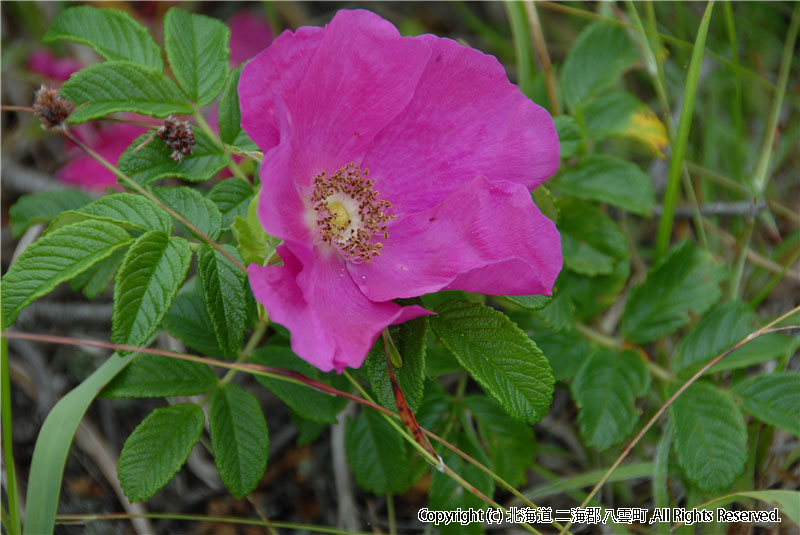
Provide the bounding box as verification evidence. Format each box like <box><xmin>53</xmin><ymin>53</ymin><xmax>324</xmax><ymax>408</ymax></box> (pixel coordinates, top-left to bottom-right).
<box><xmin>59</xmin><ymin>129</ymin><xmax>247</xmax><ymax>273</ymax></box>
<box><xmin>0</xmin><ymin>330</ymin><xmax>394</xmax><ymax>417</ymax></box>
<box><xmin>1</xmin><ymin>105</ymin><xmax>35</xmax><ymax>113</ymax></box>
<box><xmin>557</xmin><ymin>307</ymin><xmax>800</xmax><ymax>535</ymax></box>
<box><xmin>4</xmin><ymin>330</ymin><xmax>549</xmax><ymax>534</ymax></box>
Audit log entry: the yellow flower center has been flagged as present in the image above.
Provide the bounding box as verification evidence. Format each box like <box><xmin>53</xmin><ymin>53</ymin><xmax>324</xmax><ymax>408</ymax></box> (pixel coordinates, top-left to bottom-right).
<box><xmin>311</xmin><ymin>163</ymin><xmax>395</xmax><ymax>263</ymax></box>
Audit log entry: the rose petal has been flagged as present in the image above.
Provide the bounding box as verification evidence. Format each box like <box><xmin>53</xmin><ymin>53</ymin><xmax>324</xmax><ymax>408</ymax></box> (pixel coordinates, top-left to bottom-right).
<box><xmin>249</xmin><ymin>244</ymin><xmax>430</xmax><ymax>372</ymax></box>
<box><xmin>363</xmin><ymin>35</ymin><xmax>559</xmax><ymax>214</ymax></box>
<box><xmin>246</xmin><ymin>10</ymin><xmax>431</xmax><ymax>246</ymax></box>
<box><xmin>348</xmin><ymin>176</ymin><xmax>561</xmax><ymax>301</ymax></box>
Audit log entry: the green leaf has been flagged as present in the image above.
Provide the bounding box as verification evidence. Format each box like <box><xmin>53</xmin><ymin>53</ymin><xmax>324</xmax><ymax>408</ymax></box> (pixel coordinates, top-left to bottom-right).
<box><xmin>118</xmin><ymin>403</ymin><xmax>205</xmax><ymax>502</ymax></box>
<box><xmin>232</xmin><ymin>195</ymin><xmax>279</xmax><ymax>266</ymax></box>
<box><xmin>702</xmin><ymin>490</ymin><xmax>800</xmax><ymax>527</ymax></box>
<box><xmin>23</xmin><ymin>353</ymin><xmax>134</xmax><ymax>535</ymax></box>
<box><xmin>345</xmin><ymin>408</ymin><xmax>412</xmax><ymax>494</ymax></box>
<box><xmin>149</xmin><ymin>186</ymin><xmax>223</xmax><ymax>240</ymax></box>
<box><xmin>197</xmin><ymin>244</ymin><xmax>247</xmax><ymax>358</ymax></box>
<box><xmin>218</xmin><ymin>65</ymin><xmax>244</xmax><ymax>145</ymax></box>
<box><xmin>621</xmin><ymin>241</ymin><xmax>724</xmax><ymax>344</ymax></box>
<box><xmin>582</xmin><ymin>91</ymin><xmax>668</xmax><ymax>156</ymax></box>
<box><xmin>101</xmin><ymin>354</ymin><xmax>219</xmax><ymax>398</ymax></box>
<box><xmin>465</xmin><ymin>395</ymin><xmax>535</xmax><ymax>488</ymax></box>
<box><xmin>557</xmin><ymin>155</ymin><xmax>655</xmax><ymax>216</ymax></box>
<box><xmin>61</xmin><ymin>62</ymin><xmax>192</xmax><ymax>123</ymax></box>
<box><xmin>43</xmin><ymin>6</ymin><xmax>163</xmax><ymax>70</ymax></box>
<box><xmin>363</xmin><ymin>317</ymin><xmax>427</xmax><ymax>412</ymax></box>
<box><xmin>164</xmin><ymin>8</ymin><xmax>230</xmax><ymax>106</ymax></box>
<box><xmin>119</xmin><ymin>130</ymin><xmax>230</xmax><ymax>186</ymax></box>
<box><xmin>70</xmin><ymin>247</ymin><xmax>126</xmax><ymax>300</ymax></box>
<box><xmin>251</xmin><ymin>346</ymin><xmax>346</xmax><ymax>424</ymax></box>
<box><xmin>561</xmin><ymin>256</ymin><xmax>630</xmax><ymax>321</ymax></box>
<box><xmin>536</xmin><ymin>290</ymin><xmax>575</xmax><ymax>331</ymax></box>
<box><xmin>670</xmin><ymin>381</ymin><xmax>747</xmax><ymax>492</ymax></box>
<box><xmin>431</xmin><ymin>300</ymin><xmax>554</xmax><ymax>424</ymax></box>
<box><xmin>2</xmin><ymin>220</ymin><xmax>133</xmax><ymax>327</ymax></box>
<box><xmin>111</xmin><ymin>233</ymin><xmax>192</xmax><ymax>351</ymax></box>
<box><xmin>208</xmin><ymin>177</ymin><xmax>253</xmax><ymax>228</ymax></box>
<box><xmin>504</xmin><ymin>294</ymin><xmax>551</xmax><ymax>311</ymax></box>
<box><xmin>9</xmin><ymin>189</ymin><xmax>91</xmax><ymax>238</ymax></box>
<box><xmin>560</xmin><ymin>21</ymin><xmax>639</xmax><ymax>110</ymax></box>
<box><xmin>163</xmin><ymin>278</ymin><xmax>224</xmax><ymax>358</ymax></box>
<box><xmin>533</xmin><ymin>327</ymin><xmax>591</xmax><ymax>381</ymax></box>
<box><xmin>558</xmin><ymin>198</ymin><xmax>628</xmax><ymax>276</ymax></box>
<box><xmin>429</xmin><ymin>432</ymin><xmax>494</xmax><ymax>535</ymax></box>
<box><xmin>572</xmin><ymin>349</ymin><xmax>650</xmax><ymax>449</ymax></box>
<box><xmin>209</xmin><ymin>383</ymin><xmax>269</xmax><ymax>499</ymax></box>
<box><xmin>712</xmin><ymin>332</ymin><xmax>799</xmax><ymax>373</ymax></box>
<box><xmin>674</xmin><ymin>301</ymin><xmax>754</xmax><ymax>375</ymax></box>
<box><xmin>49</xmin><ymin>192</ymin><xmax>173</xmax><ymax>234</ymax></box>
<box><xmin>554</xmin><ymin>115</ymin><xmax>582</xmax><ymax>159</ymax></box>
<box><xmin>733</xmin><ymin>372</ymin><xmax>800</xmax><ymax>437</ymax></box>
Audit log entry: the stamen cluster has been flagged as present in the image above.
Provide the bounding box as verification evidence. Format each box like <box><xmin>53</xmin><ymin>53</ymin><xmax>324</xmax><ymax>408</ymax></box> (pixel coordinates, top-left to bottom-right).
<box><xmin>33</xmin><ymin>85</ymin><xmax>73</xmax><ymax>129</ymax></box>
<box><xmin>157</xmin><ymin>116</ymin><xmax>196</xmax><ymax>162</ymax></box>
<box><xmin>311</xmin><ymin>163</ymin><xmax>395</xmax><ymax>262</ymax></box>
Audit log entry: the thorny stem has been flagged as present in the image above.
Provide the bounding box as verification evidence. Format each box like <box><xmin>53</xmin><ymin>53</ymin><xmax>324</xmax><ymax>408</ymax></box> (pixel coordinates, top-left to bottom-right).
<box><xmin>557</xmin><ymin>306</ymin><xmax>800</xmax><ymax>535</ymax></box>
<box><xmin>59</xmin><ymin>129</ymin><xmax>247</xmax><ymax>273</ymax></box>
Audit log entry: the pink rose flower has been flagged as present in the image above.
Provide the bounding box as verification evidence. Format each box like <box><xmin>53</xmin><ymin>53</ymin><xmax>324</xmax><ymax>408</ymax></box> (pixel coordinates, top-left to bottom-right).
<box><xmin>240</xmin><ymin>10</ymin><xmax>561</xmax><ymax>372</ymax></box>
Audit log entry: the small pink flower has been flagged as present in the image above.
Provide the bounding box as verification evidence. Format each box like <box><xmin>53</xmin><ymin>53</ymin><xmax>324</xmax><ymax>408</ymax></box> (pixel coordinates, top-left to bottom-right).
<box><xmin>240</xmin><ymin>10</ymin><xmax>561</xmax><ymax>372</ymax></box>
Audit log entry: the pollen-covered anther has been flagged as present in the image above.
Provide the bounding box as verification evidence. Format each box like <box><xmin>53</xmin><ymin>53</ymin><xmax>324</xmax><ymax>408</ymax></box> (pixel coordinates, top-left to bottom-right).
<box><xmin>311</xmin><ymin>163</ymin><xmax>395</xmax><ymax>262</ymax></box>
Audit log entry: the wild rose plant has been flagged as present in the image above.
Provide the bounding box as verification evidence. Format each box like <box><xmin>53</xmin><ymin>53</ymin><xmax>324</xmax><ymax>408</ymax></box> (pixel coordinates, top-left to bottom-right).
<box><xmin>3</xmin><ymin>4</ymin><xmax>798</xmax><ymax>535</ymax></box>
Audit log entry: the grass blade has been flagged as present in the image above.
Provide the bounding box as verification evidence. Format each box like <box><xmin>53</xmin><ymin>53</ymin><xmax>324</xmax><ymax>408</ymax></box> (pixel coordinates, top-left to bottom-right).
<box><xmin>752</xmin><ymin>3</ymin><xmax>800</xmax><ymax>193</ymax></box>
<box><xmin>655</xmin><ymin>0</ymin><xmax>715</xmax><ymax>261</ymax></box>
<box><xmin>23</xmin><ymin>353</ymin><xmax>134</xmax><ymax>535</ymax></box>
<box><xmin>1</xmin><ymin>324</ymin><xmax>22</xmax><ymax>535</ymax></box>
<box><xmin>504</xmin><ymin>1</ymin><xmax>536</xmax><ymax>98</ymax></box>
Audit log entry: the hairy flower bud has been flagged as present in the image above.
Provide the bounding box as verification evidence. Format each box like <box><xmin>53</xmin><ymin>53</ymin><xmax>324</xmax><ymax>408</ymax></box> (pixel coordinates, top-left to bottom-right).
<box><xmin>32</xmin><ymin>85</ymin><xmax>73</xmax><ymax>129</ymax></box>
<box><xmin>156</xmin><ymin>116</ymin><xmax>196</xmax><ymax>162</ymax></box>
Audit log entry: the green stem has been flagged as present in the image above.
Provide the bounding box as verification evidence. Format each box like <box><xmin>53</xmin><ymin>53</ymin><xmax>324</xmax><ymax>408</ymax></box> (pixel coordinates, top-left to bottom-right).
<box><xmin>221</xmin><ymin>320</ymin><xmax>269</xmax><ymax>385</ymax></box>
<box><xmin>723</xmin><ymin>2</ymin><xmax>744</xmax><ymax>182</ymax></box>
<box><xmin>1</xmin><ymin>316</ymin><xmax>22</xmax><ymax>535</ymax></box>
<box><xmin>752</xmin><ymin>2</ymin><xmax>800</xmax><ymax>193</ymax></box>
<box><xmin>386</xmin><ymin>493</ymin><xmax>396</xmax><ymax>535</ymax></box>
<box><xmin>636</xmin><ymin>2</ymin><xmax>708</xmax><ymax>252</ymax></box>
<box><xmin>60</xmin><ymin>129</ymin><xmax>247</xmax><ymax>273</ymax></box>
<box><xmin>655</xmin><ymin>0</ymin><xmax>715</xmax><ymax>261</ymax></box>
<box><xmin>730</xmin><ymin>218</ymin><xmax>754</xmax><ymax>301</ymax></box>
<box><xmin>191</xmin><ymin>108</ymin><xmax>251</xmax><ymax>186</ymax></box>
<box><xmin>504</xmin><ymin>1</ymin><xmax>536</xmax><ymax>98</ymax></box>
<box><xmin>749</xmin><ymin>246</ymin><xmax>800</xmax><ymax>309</ymax></box>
